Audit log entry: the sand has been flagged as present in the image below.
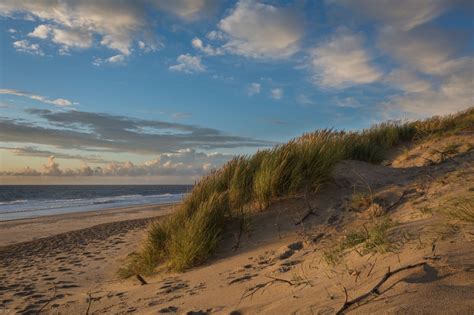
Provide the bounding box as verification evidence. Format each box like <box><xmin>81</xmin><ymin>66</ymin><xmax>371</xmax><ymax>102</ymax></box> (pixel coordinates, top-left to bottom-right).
<box><xmin>1</xmin><ymin>133</ymin><xmax>473</xmax><ymax>314</ymax></box>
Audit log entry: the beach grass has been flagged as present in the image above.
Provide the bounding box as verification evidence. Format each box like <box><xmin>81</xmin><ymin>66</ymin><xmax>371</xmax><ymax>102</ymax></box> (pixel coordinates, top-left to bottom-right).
<box><xmin>323</xmin><ymin>218</ymin><xmax>394</xmax><ymax>265</ymax></box>
<box><xmin>121</xmin><ymin>107</ymin><xmax>473</xmax><ymax>274</ymax></box>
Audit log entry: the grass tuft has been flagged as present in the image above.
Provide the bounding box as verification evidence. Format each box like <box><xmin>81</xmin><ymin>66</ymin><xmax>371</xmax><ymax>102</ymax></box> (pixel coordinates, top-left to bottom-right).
<box><xmin>323</xmin><ymin>219</ymin><xmax>394</xmax><ymax>265</ymax></box>
<box><xmin>439</xmin><ymin>197</ymin><xmax>474</xmax><ymax>222</ymax></box>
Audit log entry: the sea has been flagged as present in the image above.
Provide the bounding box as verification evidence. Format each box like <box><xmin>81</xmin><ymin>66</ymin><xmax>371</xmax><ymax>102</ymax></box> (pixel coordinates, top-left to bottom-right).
<box><xmin>0</xmin><ymin>185</ymin><xmax>192</xmax><ymax>221</ymax></box>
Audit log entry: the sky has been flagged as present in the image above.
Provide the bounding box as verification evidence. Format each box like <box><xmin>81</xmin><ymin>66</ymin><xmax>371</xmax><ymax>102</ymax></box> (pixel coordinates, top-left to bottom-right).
<box><xmin>0</xmin><ymin>0</ymin><xmax>473</xmax><ymax>184</ymax></box>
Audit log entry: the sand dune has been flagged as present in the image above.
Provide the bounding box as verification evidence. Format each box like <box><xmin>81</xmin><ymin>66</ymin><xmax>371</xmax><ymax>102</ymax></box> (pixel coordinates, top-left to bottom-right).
<box><xmin>1</xmin><ymin>133</ymin><xmax>473</xmax><ymax>314</ymax></box>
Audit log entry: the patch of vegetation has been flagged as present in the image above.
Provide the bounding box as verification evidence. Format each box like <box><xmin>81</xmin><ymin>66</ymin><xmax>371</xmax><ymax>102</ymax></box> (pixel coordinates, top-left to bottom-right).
<box><xmin>323</xmin><ymin>219</ymin><xmax>394</xmax><ymax>265</ymax></box>
<box><xmin>438</xmin><ymin>197</ymin><xmax>474</xmax><ymax>223</ymax></box>
<box><xmin>123</xmin><ymin>108</ymin><xmax>474</xmax><ymax>274</ymax></box>
<box><xmin>433</xmin><ymin>223</ymin><xmax>461</xmax><ymax>240</ymax></box>
<box><xmin>443</xmin><ymin>143</ymin><xmax>460</xmax><ymax>155</ymax></box>
<box><xmin>349</xmin><ymin>191</ymin><xmax>372</xmax><ymax>211</ymax></box>
<box><xmin>418</xmin><ymin>206</ymin><xmax>433</xmax><ymax>215</ymax></box>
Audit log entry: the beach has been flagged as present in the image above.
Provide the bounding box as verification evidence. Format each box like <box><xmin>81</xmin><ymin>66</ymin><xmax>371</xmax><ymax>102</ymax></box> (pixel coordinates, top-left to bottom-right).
<box><xmin>1</xmin><ymin>132</ymin><xmax>473</xmax><ymax>314</ymax></box>
<box><xmin>0</xmin><ymin>203</ymin><xmax>176</xmax><ymax>314</ymax></box>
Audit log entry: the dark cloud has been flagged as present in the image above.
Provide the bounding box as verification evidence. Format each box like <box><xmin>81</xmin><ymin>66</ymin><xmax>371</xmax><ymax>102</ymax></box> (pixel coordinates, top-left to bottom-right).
<box><xmin>0</xmin><ymin>146</ymin><xmax>118</xmax><ymax>164</ymax></box>
<box><xmin>0</xmin><ymin>109</ymin><xmax>274</xmax><ymax>154</ymax></box>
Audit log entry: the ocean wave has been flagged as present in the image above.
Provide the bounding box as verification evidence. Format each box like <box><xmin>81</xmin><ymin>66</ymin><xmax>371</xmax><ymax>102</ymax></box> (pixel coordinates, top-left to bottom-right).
<box><xmin>0</xmin><ymin>193</ymin><xmax>185</xmax><ymax>220</ymax></box>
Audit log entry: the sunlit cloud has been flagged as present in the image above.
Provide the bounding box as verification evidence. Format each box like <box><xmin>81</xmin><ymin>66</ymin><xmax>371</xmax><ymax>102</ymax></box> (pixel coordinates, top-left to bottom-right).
<box><xmin>0</xmin><ymin>89</ymin><xmax>74</xmax><ymax>107</ymax></box>
<box><xmin>217</xmin><ymin>1</ymin><xmax>304</xmax><ymax>58</ymax></box>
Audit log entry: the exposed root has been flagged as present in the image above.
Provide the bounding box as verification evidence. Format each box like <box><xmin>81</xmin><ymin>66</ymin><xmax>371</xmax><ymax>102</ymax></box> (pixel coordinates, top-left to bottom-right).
<box><xmin>335</xmin><ymin>261</ymin><xmax>427</xmax><ymax>314</ymax></box>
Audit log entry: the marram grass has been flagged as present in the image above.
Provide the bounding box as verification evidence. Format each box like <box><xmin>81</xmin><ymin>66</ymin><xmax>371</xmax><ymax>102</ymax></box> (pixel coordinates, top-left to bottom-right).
<box><xmin>120</xmin><ymin>107</ymin><xmax>473</xmax><ymax>275</ymax></box>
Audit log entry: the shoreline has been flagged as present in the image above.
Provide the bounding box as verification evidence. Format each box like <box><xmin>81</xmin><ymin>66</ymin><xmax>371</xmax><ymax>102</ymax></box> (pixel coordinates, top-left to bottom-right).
<box><xmin>0</xmin><ymin>202</ymin><xmax>178</xmax><ymax>247</ymax></box>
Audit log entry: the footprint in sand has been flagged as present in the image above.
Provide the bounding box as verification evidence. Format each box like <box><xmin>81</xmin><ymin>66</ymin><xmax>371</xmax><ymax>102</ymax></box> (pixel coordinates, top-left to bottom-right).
<box><xmin>158</xmin><ymin>305</ymin><xmax>179</xmax><ymax>313</ymax></box>
<box><xmin>42</xmin><ymin>276</ymin><xmax>56</xmax><ymax>281</ymax></box>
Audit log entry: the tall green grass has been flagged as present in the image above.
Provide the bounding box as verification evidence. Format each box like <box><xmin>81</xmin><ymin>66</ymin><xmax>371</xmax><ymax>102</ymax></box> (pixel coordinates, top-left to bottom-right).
<box><xmin>121</xmin><ymin>108</ymin><xmax>473</xmax><ymax>274</ymax></box>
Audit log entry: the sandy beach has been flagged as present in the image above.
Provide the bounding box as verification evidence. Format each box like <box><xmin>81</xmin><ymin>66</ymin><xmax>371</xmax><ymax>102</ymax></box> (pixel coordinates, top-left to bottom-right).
<box><xmin>1</xmin><ymin>131</ymin><xmax>473</xmax><ymax>314</ymax></box>
<box><xmin>0</xmin><ymin>203</ymin><xmax>176</xmax><ymax>314</ymax></box>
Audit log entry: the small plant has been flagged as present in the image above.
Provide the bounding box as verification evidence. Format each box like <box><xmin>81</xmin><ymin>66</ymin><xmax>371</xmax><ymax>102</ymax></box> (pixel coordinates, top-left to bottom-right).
<box><xmin>402</xmin><ymin>146</ymin><xmax>410</xmax><ymax>160</ymax></box>
<box><xmin>323</xmin><ymin>219</ymin><xmax>394</xmax><ymax>265</ymax></box>
<box><xmin>438</xmin><ymin>197</ymin><xmax>474</xmax><ymax>222</ymax></box>
<box><xmin>433</xmin><ymin>223</ymin><xmax>461</xmax><ymax>240</ymax></box>
<box><xmin>418</xmin><ymin>206</ymin><xmax>433</xmax><ymax>215</ymax></box>
<box><xmin>443</xmin><ymin>143</ymin><xmax>460</xmax><ymax>155</ymax></box>
<box><xmin>349</xmin><ymin>191</ymin><xmax>372</xmax><ymax>211</ymax></box>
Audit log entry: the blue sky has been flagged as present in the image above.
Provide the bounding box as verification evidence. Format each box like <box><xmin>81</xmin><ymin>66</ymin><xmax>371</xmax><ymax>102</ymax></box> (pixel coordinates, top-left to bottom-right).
<box><xmin>0</xmin><ymin>0</ymin><xmax>472</xmax><ymax>184</ymax></box>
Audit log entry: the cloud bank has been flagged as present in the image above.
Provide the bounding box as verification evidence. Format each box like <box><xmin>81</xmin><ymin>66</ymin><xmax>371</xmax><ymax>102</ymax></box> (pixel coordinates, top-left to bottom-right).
<box><xmin>1</xmin><ymin>148</ymin><xmax>233</xmax><ymax>178</ymax></box>
<box><xmin>0</xmin><ymin>108</ymin><xmax>273</xmax><ymax>155</ymax></box>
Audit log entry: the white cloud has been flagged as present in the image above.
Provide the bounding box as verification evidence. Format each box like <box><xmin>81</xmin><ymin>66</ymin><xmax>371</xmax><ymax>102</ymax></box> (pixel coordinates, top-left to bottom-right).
<box><xmin>12</xmin><ymin>39</ymin><xmax>44</xmax><ymax>56</ymax></box>
<box><xmin>218</xmin><ymin>1</ymin><xmax>304</xmax><ymax>58</ymax></box>
<box><xmin>247</xmin><ymin>83</ymin><xmax>261</xmax><ymax>96</ymax></box>
<box><xmin>93</xmin><ymin>54</ymin><xmax>126</xmax><ymax>66</ymax></box>
<box><xmin>332</xmin><ymin>0</ymin><xmax>452</xmax><ymax>31</ymax></box>
<box><xmin>152</xmin><ymin>0</ymin><xmax>217</xmax><ymax>20</ymax></box>
<box><xmin>0</xmin><ymin>88</ymin><xmax>74</xmax><ymax>107</ymax></box>
<box><xmin>28</xmin><ymin>24</ymin><xmax>49</xmax><ymax>39</ymax></box>
<box><xmin>378</xmin><ymin>26</ymin><xmax>461</xmax><ymax>76</ymax></box>
<box><xmin>7</xmin><ymin>28</ymin><xmax>16</xmax><ymax>33</ymax></box>
<box><xmin>377</xmin><ymin>24</ymin><xmax>473</xmax><ymax>116</ymax></box>
<box><xmin>0</xmin><ymin>0</ymin><xmax>160</xmax><ymax>56</ymax></box>
<box><xmin>335</xmin><ymin>97</ymin><xmax>362</xmax><ymax>108</ymax></box>
<box><xmin>191</xmin><ymin>37</ymin><xmax>223</xmax><ymax>56</ymax></box>
<box><xmin>169</xmin><ymin>54</ymin><xmax>206</xmax><ymax>73</ymax></box>
<box><xmin>385</xmin><ymin>57</ymin><xmax>473</xmax><ymax>116</ymax></box>
<box><xmin>271</xmin><ymin>88</ymin><xmax>283</xmax><ymax>100</ymax></box>
<box><xmin>296</xmin><ymin>94</ymin><xmax>314</xmax><ymax>106</ymax></box>
<box><xmin>5</xmin><ymin>148</ymin><xmax>234</xmax><ymax>178</ymax></box>
<box><xmin>385</xmin><ymin>69</ymin><xmax>431</xmax><ymax>93</ymax></box>
<box><xmin>51</xmin><ymin>27</ymin><xmax>93</xmax><ymax>50</ymax></box>
<box><xmin>310</xmin><ymin>29</ymin><xmax>382</xmax><ymax>88</ymax></box>
<box><xmin>43</xmin><ymin>155</ymin><xmax>62</xmax><ymax>176</ymax></box>
<box><xmin>206</xmin><ymin>30</ymin><xmax>225</xmax><ymax>41</ymax></box>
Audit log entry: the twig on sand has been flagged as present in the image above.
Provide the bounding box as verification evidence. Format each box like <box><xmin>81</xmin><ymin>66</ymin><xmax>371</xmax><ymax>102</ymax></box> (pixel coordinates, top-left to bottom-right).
<box><xmin>85</xmin><ymin>292</ymin><xmax>93</xmax><ymax>315</ymax></box>
<box><xmin>335</xmin><ymin>261</ymin><xmax>427</xmax><ymax>314</ymax></box>
<box><xmin>36</xmin><ymin>286</ymin><xmax>56</xmax><ymax>314</ymax></box>
<box><xmin>240</xmin><ymin>274</ymin><xmax>309</xmax><ymax>301</ymax></box>
<box><xmin>367</xmin><ymin>258</ymin><xmax>377</xmax><ymax>278</ymax></box>
<box><xmin>295</xmin><ymin>188</ymin><xmax>318</xmax><ymax>226</ymax></box>
<box><xmin>136</xmin><ymin>274</ymin><xmax>148</xmax><ymax>285</ymax></box>
<box><xmin>386</xmin><ymin>191</ymin><xmax>406</xmax><ymax>211</ymax></box>
<box><xmin>431</xmin><ymin>149</ymin><xmax>460</xmax><ymax>165</ymax></box>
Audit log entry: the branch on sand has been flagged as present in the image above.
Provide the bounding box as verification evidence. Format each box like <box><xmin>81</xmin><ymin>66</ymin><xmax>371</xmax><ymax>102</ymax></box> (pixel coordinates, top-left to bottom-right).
<box><xmin>240</xmin><ymin>275</ymin><xmax>310</xmax><ymax>301</ymax></box>
<box><xmin>335</xmin><ymin>261</ymin><xmax>427</xmax><ymax>314</ymax></box>
<box><xmin>136</xmin><ymin>274</ymin><xmax>148</xmax><ymax>285</ymax></box>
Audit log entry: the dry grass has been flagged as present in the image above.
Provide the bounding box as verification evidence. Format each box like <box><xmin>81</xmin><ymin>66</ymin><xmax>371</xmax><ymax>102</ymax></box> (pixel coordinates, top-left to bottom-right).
<box><xmin>323</xmin><ymin>219</ymin><xmax>394</xmax><ymax>265</ymax></box>
<box><xmin>122</xmin><ymin>108</ymin><xmax>474</xmax><ymax>275</ymax></box>
<box><xmin>438</xmin><ymin>197</ymin><xmax>474</xmax><ymax>223</ymax></box>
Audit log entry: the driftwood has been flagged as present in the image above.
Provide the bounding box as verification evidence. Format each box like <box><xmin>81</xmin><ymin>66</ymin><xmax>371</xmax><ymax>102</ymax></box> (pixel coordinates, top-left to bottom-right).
<box><xmin>136</xmin><ymin>274</ymin><xmax>148</xmax><ymax>285</ymax></box>
<box><xmin>335</xmin><ymin>261</ymin><xmax>427</xmax><ymax>314</ymax></box>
